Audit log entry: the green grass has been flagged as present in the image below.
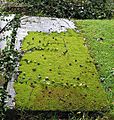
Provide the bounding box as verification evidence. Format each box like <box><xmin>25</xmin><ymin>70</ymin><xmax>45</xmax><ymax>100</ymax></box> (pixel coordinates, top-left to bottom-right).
<box><xmin>76</xmin><ymin>19</ymin><xmax>114</xmax><ymax>118</ymax></box>
<box><xmin>14</xmin><ymin>29</ymin><xmax>109</xmax><ymax>111</ymax></box>
<box><xmin>76</xmin><ymin>20</ymin><xmax>114</xmax><ymax>99</ymax></box>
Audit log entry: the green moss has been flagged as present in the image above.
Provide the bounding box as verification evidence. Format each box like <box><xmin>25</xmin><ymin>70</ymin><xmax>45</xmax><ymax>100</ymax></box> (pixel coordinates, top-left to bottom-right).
<box><xmin>14</xmin><ymin>29</ymin><xmax>109</xmax><ymax>111</ymax></box>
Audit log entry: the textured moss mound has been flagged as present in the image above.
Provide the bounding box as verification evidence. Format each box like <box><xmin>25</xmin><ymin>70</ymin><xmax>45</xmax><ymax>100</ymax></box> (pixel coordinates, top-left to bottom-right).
<box><xmin>14</xmin><ymin>30</ymin><xmax>109</xmax><ymax>111</ymax></box>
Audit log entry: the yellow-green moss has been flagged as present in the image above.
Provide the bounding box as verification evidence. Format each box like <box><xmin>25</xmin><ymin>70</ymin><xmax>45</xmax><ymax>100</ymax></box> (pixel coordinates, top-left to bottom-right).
<box><xmin>14</xmin><ymin>29</ymin><xmax>109</xmax><ymax>111</ymax></box>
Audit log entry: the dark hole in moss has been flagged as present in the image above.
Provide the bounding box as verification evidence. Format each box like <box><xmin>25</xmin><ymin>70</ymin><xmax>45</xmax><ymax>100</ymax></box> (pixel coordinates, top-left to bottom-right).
<box><xmin>48</xmin><ymin>95</ymin><xmax>51</xmax><ymax>97</ymax></box>
<box><xmin>23</xmin><ymin>72</ymin><xmax>26</xmax><ymax>76</ymax></box>
<box><xmin>58</xmin><ymin>72</ymin><xmax>61</xmax><ymax>75</ymax></box>
<box><xmin>69</xmin><ymin>103</ymin><xmax>72</xmax><ymax>105</ymax></box>
<box><xmin>44</xmin><ymin>57</ymin><xmax>46</xmax><ymax>60</ymax></box>
<box><xmin>59</xmin><ymin>98</ymin><xmax>65</xmax><ymax>102</ymax></box>
<box><xmin>66</xmin><ymin>83</ymin><xmax>69</xmax><ymax>85</ymax></box>
<box><xmin>45</xmin><ymin>86</ymin><xmax>48</xmax><ymax>90</ymax></box>
<box><xmin>19</xmin><ymin>81</ymin><xmax>23</xmax><ymax>84</ymax></box>
<box><xmin>42</xmin><ymin>48</ymin><xmax>45</xmax><ymax>50</ymax></box>
<box><xmin>22</xmin><ymin>77</ymin><xmax>25</xmax><ymax>79</ymax></box>
<box><xmin>77</xmin><ymin>77</ymin><xmax>80</xmax><ymax>80</ymax></box>
<box><xmin>34</xmin><ymin>81</ymin><xmax>37</xmax><ymax>84</ymax></box>
<box><xmin>95</xmin><ymin>63</ymin><xmax>99</xmax><ymax>66</ymax></box>
<box><xmin>82</xmin><ymin>96</ymin><xmax>85</xmax><ymax>99</ymax></box>
<box><xmin>38</xmin><ymin>75</ymin><xmax>42</xmax><ymax>79</ymax></box>
<box><xmin>84</xmin><ymin>94</ymin><xmax>87</xmax><ymax>97</ymax></box>
<box><xmin>75</xmin><ymin>60</ymin><xmax>77</xmax><ymax>62</ymax></box>
<box><xmin>32</xmin><ymin>68</ymin><xmax>36</xmax><ymax>72</ymax></box>
<box><xmin>45</xmin><ymin>77</ymin><xmax>49</xmax><ymax>81</ymax></box>
<box><xmin>47</xmin><ymin>48</ymin><xmax>50</xmax><ymax>50</ymax></box>
<box><xmin>32</xmin><ymin>37</ymin><xmax>34</xmax><ymax>40</ymax></box>
<box><xmin>97</xmin><ymin>86</ymin><xmax>99</xmax><ymax>88</ymax></box>
<box><xmin>51</xmin><ymin>81</ymin><xmax>55</xmax><ymax>84</ymax></box>
<box><xmin>30</xmin><ymin>83</ymin><xmax>33</xmax><ymax>85</ymax></box>
<box><xmin>49</xmin><ymin>91</ymin><xmax>52</xmax><ymax>94</ymax></box>
<box><xmin>39</xmin><ymin>40</ymin><xmax>41</xmax><ymax>43</ymax></box>
<box><xmin>27</xmin><ymin>41</ymin><xmax>30</xmax><ymax>44</ymax></box>
<box><xmin>49</xmin><ymin>69</ymin><xmax>52</xmax><ymax>71</ymax></box>
<box><xmin>92</xmin><ymin>74</ymin><xmax>94</xmax><ymax>76</ymax></box>
<box><xmin>73</xmin><ymin>77</ymin><xmax>75</xmax><ymax>79</ymax></box>
<box><xmin>85</xmin><ymin>67</ymin><xmax>88</xmax><ymax>69</ymax></box>
<box><xmin>34</xmin><ymin>61</ymin><xmax>37</xmax><ymax>63</ymax></box>
<box><xmin>42</xmin><ymin>54</ymin><xmax>44</xmax><ymax>56</ymax></box>
<box><xmin>80</xmin><ymin>65</ymin><xmax>83</xmax><ymax>67</ymax></box>
<box><xmin>37</xmin><ymin>62</ymin><xmax>40</xmax><ymax>65</ymax></box>
<box><xmin>41</xmin><ymin>90</ymin><xmax>44</xmax><ymax>93</ymax></box>
<box><xmin>28</xmin><ymin>78</ymin><xmax>32</xmax><ymax>80</ymax></box>
<box><xmin>85</xmin><ymin>85</ymin><xmax>88</xmax><ymax>88</ymax></box>
<box><xmin>69</xmin><ymin>63</ymin><xmax>72</xmax><ymax>66</ymax></box>
<box><xmin>83</xmin><ymin>43</ymin><xmax>86</xmax><ymax>46</ymax></box>
<box><xmin>55</xmin><ymin>48</ymin><xmax>58</xmax><ymax>51</ymax></box>
<box><xmin>100</xmin><ymin>64</ymin><xmax>103</xmax><ymax>66</ymax></box>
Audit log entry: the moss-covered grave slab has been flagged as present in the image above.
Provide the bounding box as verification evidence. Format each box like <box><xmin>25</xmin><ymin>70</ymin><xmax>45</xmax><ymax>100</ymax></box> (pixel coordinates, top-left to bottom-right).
<box><xmin>14</xmin><ymin>29</ymin><xmax>109</xmax><ymax>111</ymax></box>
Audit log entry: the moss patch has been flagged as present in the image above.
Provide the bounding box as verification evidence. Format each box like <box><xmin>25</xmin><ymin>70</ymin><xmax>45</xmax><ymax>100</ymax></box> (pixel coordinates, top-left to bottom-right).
<box><xmin>14</xmin><ymin>29</ymin><xmax>109</xmax><ymax>111</ymax></box>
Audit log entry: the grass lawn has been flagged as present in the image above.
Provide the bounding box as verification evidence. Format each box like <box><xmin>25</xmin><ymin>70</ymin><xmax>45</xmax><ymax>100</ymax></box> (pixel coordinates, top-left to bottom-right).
<box><xmin>76</xmin><ymin>19</ymin><xmax>114</xmax><ymax>118</ymax></box>
<box><xmin>14</xmin><ymin>30</ymin><xmax>109</xmax><ymax>111</ymax></box>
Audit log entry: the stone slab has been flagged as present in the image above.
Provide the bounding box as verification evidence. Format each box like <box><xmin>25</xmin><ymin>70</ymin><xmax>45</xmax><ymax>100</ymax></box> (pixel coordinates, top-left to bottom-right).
<box><xmin>15</xmin><ymin>16</ymin><xmax>75</xmax><ymax>50</ymax></box>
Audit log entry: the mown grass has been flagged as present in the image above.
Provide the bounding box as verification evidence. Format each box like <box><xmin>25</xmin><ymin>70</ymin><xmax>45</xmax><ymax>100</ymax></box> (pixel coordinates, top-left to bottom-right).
<box><xmin>76</xmin><ymin>19</ymin><xmax>114</xmax><ymax>119</ymax></box>
<box><xmin>14</xmin><ymin>29</ymin><xmax>109</xmax><ymax>112</ymax></box>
